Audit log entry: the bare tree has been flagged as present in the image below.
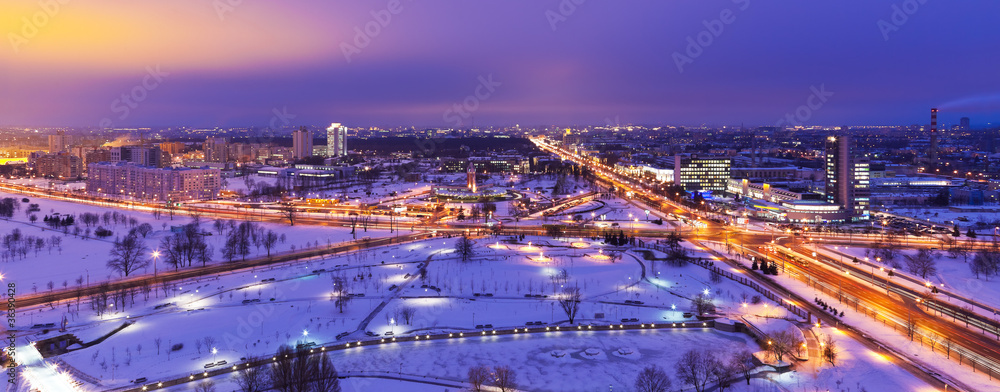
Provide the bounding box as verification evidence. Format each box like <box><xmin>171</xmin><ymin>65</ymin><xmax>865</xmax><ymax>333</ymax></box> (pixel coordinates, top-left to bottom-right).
<box><xmin>332</xmin><ymin>275</ymin><xmax>351</xmax><ymax>313</ymax></box>
<box><xmin>708</xmin><ymin>352</ymin><xmax>735</xmax><ymax>392</ymax></box>
<box><xmin>262</xmin><ymin>230</ymin><xmax>279</xmax><ymax>257</ymax></box>
<box><xmin>492</xmin><ymin>365</ymin><xmax>516</xmax><ymax>392</ymax></box>
<box><xmin>235</xmin><ymin>355</ymin><xmax>268</xmax><ymax>392</ymax></box>
<box><xmin>904</xmin><ymin>248</ymin><xmax>937</xmax><ymax>279</ymax></box>
<box><xmin>135</xmin><ymin>223</ymin><xmax>153</xmax><ymax>238</ymax></box>
<box><xmin>223</xmin><ymin>222</ymin><xmax>255</xmax><ymax>261</ymax></box>
<box><xmin>203</xmin><ymin>336</ymin><xmax>217</xmax><ymax>352</ymax></box>
<box><xmin>348</xmin><ymin>213</ymin><xmax>359</xmax><ymax>237</ymax></box>
<box><xmin>107</xmin><ymin>234</ymin><xmax>149</xmax><ymax>277</ymax></box>
<box><xmin>279</xmin><ymin>202</ymin><xmax>297</xmax><ymax>226</ymax></box>
<box><xmin>468</xmin><ymin>365</ymin><xmax>490</xmax><ymax>392</ymax></box>
<box><xmin>213</xmin><ymin>219</ymin><xmax>226</xmax><ymax>235</ymax></box>
<box><xmin>970</xmin><ymin>242</ymin><xmax>1000</xmax><ymax>279</ymax></box>
<box><xmin>674</xmin><ymin>349</ymin><xmax>712</xmax><ymax>392</ymax></box>
<box><xmin>270</xmin><ymin>345</ymin><xmax>296</xmax><ymax>392</ymax></box>
<box><xmin>905</xmin><ymin>309</ymin><xmax>917</xmax><ymax>341</ymax></box>
<box><xmin>154</xmin><ymin>338</ymin><xmax>162</xmax><ymax>355</ymax></box>
<box><xmin>194</xmin><ymin>380</ymin><xmax>216</xmax><ymax>392</ymax></box>
<box><xmin>399</xmin><ymin>306</ymin><xmax>417</xmax><ymax>325</ymax></box>
<box><xmin>558</xmin><ymin>286</ymin><xmax>581</xmax><ymax>324</ymax></box>
<box><xmin>766</xmin><ymin>330</ymin><xmax>803</xmax><ymax>363</ymax></box>
<box><xmin>821</xmin><ymin>335</ymin><xmax>839</xmax><ymax>365</ymax></box>
<box><xmin>635</xmin><ymin>365</ymin><xmax>672</xmax><ymax>392</ymax></box>
<box><xmin>470</xmin><ymin>204</ymin><xmax>482</xmax><ymax>222</ymax></box>
<box><xmin>454</xmin><ymin>235</ymin><xmax>476</xmax><ymax>262</ymax></box>
<box><xmin>691</xmin><ymin>293</ymin><xmax>716</xmax><ymax>316</ymax></box>
<box><xmin>312</xmin><ymin>351</ymin><xmax>342</xmax><ymax>392</ymax></box>
<box><xmin>729</xmin><ymin>349</ymin><xmax>755</xmax><ymax>385</ymax></box>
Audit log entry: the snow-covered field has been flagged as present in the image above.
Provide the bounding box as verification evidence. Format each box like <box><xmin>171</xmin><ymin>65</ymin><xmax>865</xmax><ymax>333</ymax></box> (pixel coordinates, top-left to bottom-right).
<box><xmin>3</xmin><ymin>187</ymin><xmax>968</xmax><ymax>392</ymax></box>
<box><xmin>0</xmin><ymin>189</ymin><xmax>391</xmax><ymax>294</ymax></box>
<box><xmin>12</xmin><ymin>233</ymin><xmax>800</xmax><ymax>392</ymax></box>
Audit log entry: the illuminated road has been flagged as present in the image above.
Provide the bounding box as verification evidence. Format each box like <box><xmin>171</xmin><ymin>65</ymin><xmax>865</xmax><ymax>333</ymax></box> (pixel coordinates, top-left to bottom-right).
<box><xmin>534</xmin><ymin>137</ymin><xmax>1000</xmax><ymax>388</ymax></box>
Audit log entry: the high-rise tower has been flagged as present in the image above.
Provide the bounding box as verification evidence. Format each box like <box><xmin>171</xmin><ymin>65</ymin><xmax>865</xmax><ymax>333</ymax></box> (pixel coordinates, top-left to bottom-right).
<box><xmin>292</xmin><ymin>127</ymin><xmax>313</xmax><ymax>159</ymax></box>
<box><xmin>825</xmin><ymin>135</ymin><xmax>870</xmax><ymax>221</ymax></box>
<box><xmin>326</xmin><ymin>123</ymin><xmax>347</xmax><ymax>158</ymax></box>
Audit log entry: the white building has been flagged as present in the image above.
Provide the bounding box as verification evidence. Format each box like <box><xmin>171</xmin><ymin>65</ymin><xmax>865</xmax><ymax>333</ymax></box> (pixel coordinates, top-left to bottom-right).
<box><xmin>327</xmin><ymin>123</ymin><xmax>347</xmax><ymax>158</ymax></box>
<box><xmin>87</xmin><ymin>162</ymin><xmax>221</xmax><ymax>202</ymax></box>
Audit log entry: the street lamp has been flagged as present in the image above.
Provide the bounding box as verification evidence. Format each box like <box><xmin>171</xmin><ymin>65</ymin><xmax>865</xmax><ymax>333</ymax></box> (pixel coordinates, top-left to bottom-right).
<box><xmin>151</xmin><ymin>250</ymin><xmax>160</xmax><ymax>278</ymax></box>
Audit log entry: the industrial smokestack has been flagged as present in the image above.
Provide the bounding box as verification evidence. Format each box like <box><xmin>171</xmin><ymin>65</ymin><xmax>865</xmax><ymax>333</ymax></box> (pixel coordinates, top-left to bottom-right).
<box><xmin>929</xmin><ymin>108</ymin><xmax>939</xmax><ymax>167</ymax></box>
<box><xmin>931</xmin><ymin>108</ymin><xmax>938</xmax><ymax>133</ymax></box>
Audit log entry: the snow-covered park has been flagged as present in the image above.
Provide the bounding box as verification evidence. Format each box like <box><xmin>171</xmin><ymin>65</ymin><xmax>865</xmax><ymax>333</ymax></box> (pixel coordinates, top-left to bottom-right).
<box><xmin>7</xmin><ymin>223</ymin><xmax>949</xmax><ymax>392</ymax></box>
<box><xmin>1</xmin><ymin>185</ymin><xmax>960</xmax><ymax>392</ymax></box>
<box><xmin>0</xmin><ymin>190</ymin><xmax>393</xmax><ymax>293</ymax></box>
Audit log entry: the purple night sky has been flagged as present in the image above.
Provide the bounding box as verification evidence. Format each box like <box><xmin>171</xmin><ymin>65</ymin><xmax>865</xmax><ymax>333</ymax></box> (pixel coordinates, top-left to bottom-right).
<box><xmin>2</xmin><ymin>0</ymin><xmax>998</xmax><ymax>128</ymax></box>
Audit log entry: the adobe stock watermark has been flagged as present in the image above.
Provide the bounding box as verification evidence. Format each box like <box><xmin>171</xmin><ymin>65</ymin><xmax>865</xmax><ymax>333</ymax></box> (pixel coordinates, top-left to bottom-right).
<box><xmin>98</xmin><ymin>65</ymin><xmax>169</xmax><ymax>129</ymax></box>
<box><xmin>8</xmin><ymin>0</ymin><xmax>71</xmax><ymax>54</ymax></box>
<box><xmin>341</xmin><ymin>0</ymin><xmax>412</xmax><ymax>63</ymax></box>
<box><xmin>775</xmin><ymin>84</ymin><xmax>834</xmax><ymax>128</ymax></box>
<box><xmin>604</xmin><ymin>115</ymin><xmax>622</xmax><ymax>128</ymax></box>
<box><xmin>672</xmin><ymin>0</ymin><xmax>750</xmax><ymax>74</ymax></box>
<box><xmin>442</xmin><ymin>74</ymin><xmax>501</xmax><ymax>127</ymax></box>
<box><xmin>877</xmin><ymin>0</ymin><xmax>929</xmax><ymax>41</ymax></box>
<box><xmin>545</xmin><ymin>0</ymin><xmax>589</xmax><ymax>32</ymax></box>
<box><xmin>269</xmin><ymin>107</ymin><xmax>296</xmax><ymax>130</ymax></box>
<box><xmin>212</xmin><ymin>0</ymin><xmax>243</xmax><ymax>21</ymax></box>
<box><xmin>245</xmin><ymin>106</ymin><xmax>296</xmax><ymax>146</ymax></box>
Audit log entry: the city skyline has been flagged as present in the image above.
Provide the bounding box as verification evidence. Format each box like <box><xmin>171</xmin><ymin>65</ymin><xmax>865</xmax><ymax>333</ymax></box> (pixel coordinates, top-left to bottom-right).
<box><xmin>2</xmin><ymin>1</ymin><xmax>999</xmax><ymax>128</ymax></box>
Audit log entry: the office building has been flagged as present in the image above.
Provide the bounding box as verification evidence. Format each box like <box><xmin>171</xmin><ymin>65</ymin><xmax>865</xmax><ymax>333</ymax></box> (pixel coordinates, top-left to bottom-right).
<box><xmin>326</xmin><ymin>123</ymin><xmax>347</xmax><ymax>157</ymax></box>
<box><xmin>824</xmin><ymin>135</ymin><xmax>870</xmax><ymax>221</ymax></box>
<box><xmin>48</xmin><ymin>131</ymin><xmax>72</xmax><ymax>153</ymax></box>
<box><xmin>293</xmin><ymin>127</ymin><xmax>313</xmax><ymax>159</ymax></box>
<box><xmin>960</xmin><ymin>117</ymin><xmax>971</xmax><ymax>130</ymax></box>
<box><xmin>87</xmin><ymin>162</ymin><xmax>221</xmax><ymax>202</ymax></box>
<box><xmin>674</xmin><ymin>154</ymin><xmax>731</xmax><ymax>194</ymax></box>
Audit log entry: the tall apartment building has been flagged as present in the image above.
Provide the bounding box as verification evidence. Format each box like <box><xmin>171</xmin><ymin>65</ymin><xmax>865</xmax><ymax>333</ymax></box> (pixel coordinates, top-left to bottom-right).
<box><xmin>48</xmin><ymin>131</ymin><xmax>72</xmax><ymax>153</ymax></box>
<box><xmin>674</xmin><ymin>154</ymin><xmax>731</xmax><ymax>193</ymax></box>
<box><xmin>824</xmin><ymin>135</ymin><xmax>870</xmax><ymax>221</ymax></box>
<box><xmin>326</xmin><ymin>123</ymin><xmax>347</xmax><ymax>157</ymax></box>
<box><xmin>35</xmin><ymin>152</ymin><xmax>83</xmax><ymax>180</ymax></box>
<box><xmin>109</xmin><ymin>146</ymin><xmax>164</xmax><ymax>168</ymax></box>
<box><xmin>203</xmin><ymin>137</ymin><xmax>229</xmax><ymax>162</ymax></box>
<box><xmin>87</xmin><ymin>162</ymin><xmax>221</xmax><ymax>202</ymax></box>
<box><xmin>84</xmin><ymin>149</ymin><xmax>112</xmax><ymax>168</ymax></box>
<box><xmin>292</xmin><ymin>127</ymin><xmax>313</xmax><ymax>159</ymax></box>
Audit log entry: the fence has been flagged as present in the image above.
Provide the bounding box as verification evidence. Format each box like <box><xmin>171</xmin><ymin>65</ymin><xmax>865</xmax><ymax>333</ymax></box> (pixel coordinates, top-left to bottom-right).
<box><xmin>112</xmin><ymin>320</ymin><xmax>718</xmax><ymax>392</ymax></box>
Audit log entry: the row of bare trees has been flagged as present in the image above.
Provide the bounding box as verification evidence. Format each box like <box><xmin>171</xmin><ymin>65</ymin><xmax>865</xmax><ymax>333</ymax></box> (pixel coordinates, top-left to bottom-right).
<box><xmin>235</xmin><ymin>346</ymin><xmax>342</xmax><ymax>392</ymax></box>
<box><xmin>635</xmin><ymin>348</ymin><xmax>757</xmax><ymax>392</ymax></box>
<box><xmin>1</xmin><ymin>228</ymin><xmax>63</xmax><ymax>262</ymax></box>
<box><xmin>468</xmin><ymin>365</ymin><xmax>516</xmax><ymax>392</ymax></box>
<box><xmin>221</xmin><ymin>221</ymin><xmax>283</xmax><ymax>261</ymax></box>
<box><xmin>160</xmin><ymin>223</ymin><xmax>211</xmax><ymax>270</ymax></box>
